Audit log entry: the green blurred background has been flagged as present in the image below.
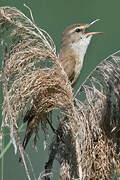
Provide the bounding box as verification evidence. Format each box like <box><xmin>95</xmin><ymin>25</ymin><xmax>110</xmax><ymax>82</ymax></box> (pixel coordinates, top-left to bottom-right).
<box><xmin>0</xmin><ymin>0</ymin><xmax>120</xmax><ymax>179</ymax></box>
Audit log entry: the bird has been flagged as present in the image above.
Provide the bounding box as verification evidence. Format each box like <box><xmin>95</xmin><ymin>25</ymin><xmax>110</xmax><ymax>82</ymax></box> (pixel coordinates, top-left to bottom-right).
<box><xmin>22</xmin><ymin>19</ymin><xmax>101</xmax><ymax>150</ymax></box>
<box><xmin>59</xmin><ymin>19</ymin><xmax>101</xmax><ymax>86</ymax></box>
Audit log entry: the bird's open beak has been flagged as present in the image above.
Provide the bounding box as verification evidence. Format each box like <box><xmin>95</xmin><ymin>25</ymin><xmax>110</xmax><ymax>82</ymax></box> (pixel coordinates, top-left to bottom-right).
<box><xmin>85</xmin><ymin>19</ymin><xmax>102</xmax><ymax>37</ymax></box>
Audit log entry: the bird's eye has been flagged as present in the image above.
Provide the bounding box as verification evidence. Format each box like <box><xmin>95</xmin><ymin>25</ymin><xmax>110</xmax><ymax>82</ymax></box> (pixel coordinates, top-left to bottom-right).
<box><xmin>75</xmin><ymin>28</ymin><xmax>82</xmax><ymax>33</ymax></box>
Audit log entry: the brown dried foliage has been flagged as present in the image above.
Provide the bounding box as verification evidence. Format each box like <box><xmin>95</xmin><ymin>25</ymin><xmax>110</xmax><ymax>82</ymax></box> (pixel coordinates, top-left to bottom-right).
<box><xmin>0</xmin><ymin>6</ymin><xmax>74</xmax><ymax>180</ymax></box>
<box><xmin>57</xmin><ymin>54</ymin><xmax>120</xmax><ymax>180</ymax></box>
<box><xmin>0</xmin><ymin>6</ymin><xmax>120</xmax><ymax>180</ymax></box>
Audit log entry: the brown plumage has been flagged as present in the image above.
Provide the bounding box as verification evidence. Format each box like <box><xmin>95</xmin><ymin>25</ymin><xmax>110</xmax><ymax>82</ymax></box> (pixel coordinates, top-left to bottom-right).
<box><xmin>59</xmin><ymin>21</ymin><xmax>101</xmax><ymax>85</ymax></box>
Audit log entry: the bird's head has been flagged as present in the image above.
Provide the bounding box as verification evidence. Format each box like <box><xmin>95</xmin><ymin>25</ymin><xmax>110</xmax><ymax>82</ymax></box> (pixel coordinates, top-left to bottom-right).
<box><xmin>61</xmin><ymin>19</ymin><xmax>102</xmax><ymax>52</ymax></box>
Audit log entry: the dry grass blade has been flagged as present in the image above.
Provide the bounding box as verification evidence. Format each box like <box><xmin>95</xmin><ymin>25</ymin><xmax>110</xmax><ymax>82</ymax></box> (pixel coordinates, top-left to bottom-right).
<box><xmin>0</xmin><ymin>131</ymin><xmax>3</xmax><ymax>153</ymax></box>
<box><xmin>72</xmin><ymin>50</ymin><xmax>120</xmax><ymax>179</ymax></box>
<box><xmin>0</xmin><ymin>6</ymin><xmax>74</xmax><ymax>180</ymax></box>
